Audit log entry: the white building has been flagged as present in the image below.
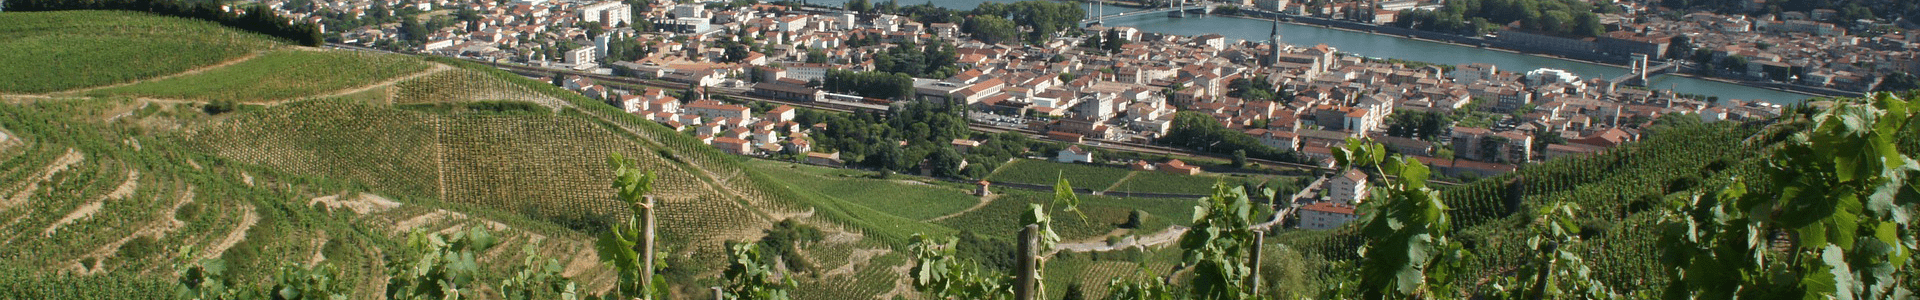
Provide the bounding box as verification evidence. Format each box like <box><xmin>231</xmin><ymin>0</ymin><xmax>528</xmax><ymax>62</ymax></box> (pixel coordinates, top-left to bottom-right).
<box><xmin>670</xmin><ymin>4</ymin><xmax>709</xmax><ymax>19</ymax></box>
<box><xmin>1056</xmin><ymin>145</ymin><xmax>1094</xmax><ymax>163</ymax></box>
<box><xmin>1298</xmin><ymin>202</ymin><xmax>1358</xmax><ymax>230</ymax></box>
<box><xmin>566</xmin><ymin>46</ymin><xmax>597</xmax><ymax>70</ymax></box>
<box><xmin>1524</xmin><ymin>68</ymin><xmax>1580</xmax><ymax>86</ymax></box>
<box><xmin>1329</xmin><ymin>169</ymin><xmax>1369</xmax><ymax>205</ymax></box>
<box><xmin>579</xmin><ymin>1</ymin><xmax>633</xmax><ymax>26</ymax></box>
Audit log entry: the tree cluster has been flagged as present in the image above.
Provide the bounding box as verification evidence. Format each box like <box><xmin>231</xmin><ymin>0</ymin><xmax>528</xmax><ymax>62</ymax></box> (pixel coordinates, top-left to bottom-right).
<box><xmin>1226</xmin><ymin>75</ymin><xmax>1289</xmax><ymax>102</ymax></box>
<box><xmin>869</xmin><ymin>40</ymin><xmax>960</xmax><ymax>79</ymax></box>
<box><xmin>6</xmin><ymin>0</ymin><xmax>324</xmax><ymax>46</ymax></box>
<box><xmin>821</xmin><ymin>69</ymin><xmax>914</xmax><ymax>99</ymax></box>
<box><xmin>1385</xmin><ymin>110</ymin><xmax>1454</xmax><ymax>141</ymax></box>
<box><xmin>1161</xmin><ymin>112</ymin><xmax>1307</xmax><ymax>164</ymax></box>
<box><xmin>1081</xmin><ymin>29</ymin><xmax>1131</xmax><ymax>53</ymax></box>
<box><xmin>1394</xmin><ymin>0</ymin><xmax>1606</xmax><ymax>38</ymax></box>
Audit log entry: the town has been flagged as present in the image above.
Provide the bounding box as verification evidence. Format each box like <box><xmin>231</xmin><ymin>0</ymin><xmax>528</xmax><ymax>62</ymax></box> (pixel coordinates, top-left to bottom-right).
<box><xmin>255</xmin><ymin>0</ymin><xmax>1867</xmax><ymax>229</ymax></box>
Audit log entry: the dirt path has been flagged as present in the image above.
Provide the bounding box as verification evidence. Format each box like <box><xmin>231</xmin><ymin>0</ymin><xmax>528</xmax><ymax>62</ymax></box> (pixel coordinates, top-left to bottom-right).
<box><xmin>874</xmin><ymin>261</ymin><xmax>920</xmax><ymax>300</ymax></box>
<box><xmin>54</xmin><ymin>52</ymin><xmax>265</xmax><ymax>96</ymax></box>
<box><xmin>392</xmin><ymin>210</ymin><xmax>465</xmax><ymax>233</ymax></box>
<box><xmin>1051</xmin><ymin>225</ymin><xmax>1189</xmax><ymax>256</ymax></box>
<box><xmin>43</xmin><ymin>170</ymin><xmax>139</xmax><ymax>236</ymax></box>
<box><xmin>3</xmin><ymin>149</ymin><xmax>84</xmax><ymax>210</ymax></box>
<box><xmin>926</xmin><ymin>193</ymin><xmax>998</xmax><ymax>222</ymax></box>
<box><xmin>32</xmin><ymin>62</ymin><xmax>453</xmax><ymax>110</ymax></box>
<box><xmin>70</xmin><ymin>187</ymin><xmax>194</xmax><ymax>275</ymax></box>
<box><xmin>307</xmin><ymin>63</ymin><xmax>452</xmax><ymax>100</ymax></box>
<box><xmin>309</xmin><ymin>193</ymin><xmax>403</xmax><ymax>215</ymax></box>
<box><xmin>307</xmin><ymin>231</ymin><xmax>330</xmax><ymax>265</ymax></box>
<box><xmin>1104</xmin><ymin>171</ymin><xmax>1140</xmax><ymax>193</ymax></box>
<box><xmin>202</xmin><ymin>204</ymin><xmax>259</xmax><ymax>258</ymax></box>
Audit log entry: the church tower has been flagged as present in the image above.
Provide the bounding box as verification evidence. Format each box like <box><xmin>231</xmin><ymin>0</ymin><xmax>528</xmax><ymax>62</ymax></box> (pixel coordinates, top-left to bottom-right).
<box><xmin>1263</xmin><ymin>19</ymin><xmax>1283</xmax><ymax>67</ymax></box>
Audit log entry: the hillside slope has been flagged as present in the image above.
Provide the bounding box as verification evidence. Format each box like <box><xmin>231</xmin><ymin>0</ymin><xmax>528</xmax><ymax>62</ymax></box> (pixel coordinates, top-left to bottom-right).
<box><xmin>0</xmin><ymin>10</ymin><xmax>912</xmax><ymax>298</ymax></box>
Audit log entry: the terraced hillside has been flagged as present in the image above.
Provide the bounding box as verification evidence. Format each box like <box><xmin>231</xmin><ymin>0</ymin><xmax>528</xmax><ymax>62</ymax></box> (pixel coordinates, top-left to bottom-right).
<box><xmin>11</xmin><ymin>9</ymin><xmax>1900</xmax><ymax>300</ymax></box>
<box><xmin>0</xmin><ymin>10</ymin><xmax>883</xmax><ymax>298</ymax></box>
<box><xmin>0</xmin><ymin>10</ymin><xmax>1201</xmax><ymax>299</ymax></box>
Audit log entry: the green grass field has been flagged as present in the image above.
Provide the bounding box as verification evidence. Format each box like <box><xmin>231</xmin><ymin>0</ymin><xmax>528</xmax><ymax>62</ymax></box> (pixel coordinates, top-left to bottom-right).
<box><xmin>0</xmin><ymin>11</ymin><xmax>280</xmax><ymax>93</ymax></box>
<box><xmin>88</xmin><ymin>50</ymin><xmax>428</xmax><ymax>102</ymax></box>
<box><xmin>987</xmin><ymin>159</ymin><xmax>1132</xmax><ymax>189</ymax></box>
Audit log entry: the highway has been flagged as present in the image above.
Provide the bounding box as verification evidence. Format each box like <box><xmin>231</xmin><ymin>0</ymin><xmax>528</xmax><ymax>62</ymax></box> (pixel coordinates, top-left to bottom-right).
<box><xmin>326</xmin><ymin>43</ymin><xmax>1458</xmax><ymax>186</ymax></box>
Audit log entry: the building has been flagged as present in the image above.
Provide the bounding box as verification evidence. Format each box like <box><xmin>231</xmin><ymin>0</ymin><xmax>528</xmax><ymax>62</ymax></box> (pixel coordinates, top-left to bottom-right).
<box><xmin>751</xmin><ymin>79</ymin><xmax>823</xmax><ymax>102</ymax></box>
<box><xmin>1329</xmin><ymin>169</ymin><xmax>1369</xmax><ymax>205</ymax></box>
<box><xmin>566</xmin><ymin>47</ymin><xmax>597</xmax><ymax>70</ymax></box>
<box><xmin>1157</xmin><ymin>159</ymin><xmax>1201</xmax><ymax>175</ymax></box>
<box><xmin>1057</xmin><ymin>145</ymin><xmax>1094</xmax><ymax>163</ymax></box>
<box><xmin>578</xmin><ymin>1</ymin><xmax>632</xmax><ymax>26</ymax></box>
<box><xmin>805</xmin><ymin>151</ymin><xmax>843</xmax><ymax>166</ymax></box>
<box><xmin>1298</xmin><ymin>202</ymin><xmax>1358</xmax><ymax>230</ymax></box>
<box><xmin>711</xmin><ymin>137</ymin><xmax>753</xmax><ymax>155</ymax></box>
<box><xmin>684</xmin><ymin>100</ymin><xmax>752</xmax><ymax>121</ymax></box>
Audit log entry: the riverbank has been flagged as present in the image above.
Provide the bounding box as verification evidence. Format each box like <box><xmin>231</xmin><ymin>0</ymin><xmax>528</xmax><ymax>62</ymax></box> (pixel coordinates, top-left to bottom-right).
<box><xmin>1203</xmin><ymin>12</ymin><xmax>1853</xmax><ymax>98</ymax></box>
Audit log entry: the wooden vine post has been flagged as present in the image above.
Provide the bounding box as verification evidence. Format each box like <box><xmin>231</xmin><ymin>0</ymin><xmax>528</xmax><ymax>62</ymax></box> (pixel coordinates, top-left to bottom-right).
<box><xmin>641</xmin><ymin>195</ymin><xmax>657</xmax><ymax>297</ymax></box>
<box><xmin>1249</xmin><ymin>230</ymin><xmax>1266</xmax><ymax>295</ymax></box>
<box><xmin>1014</xmin><ymin>224</ymin><xmax>1040</xmax><ymax>300</ymax></box>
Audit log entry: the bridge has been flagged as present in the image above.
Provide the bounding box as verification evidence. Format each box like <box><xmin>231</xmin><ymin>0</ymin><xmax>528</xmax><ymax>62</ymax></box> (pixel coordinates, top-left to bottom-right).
<box><xmin>1081</xmin><ymin>0</ymin><xmax>1220</xmax><ymax>26</ymax></box>
<box><xmin>1610</xmin><ymin>54</ymin><xmax>1680</xmax><ymax>86</ymax></box>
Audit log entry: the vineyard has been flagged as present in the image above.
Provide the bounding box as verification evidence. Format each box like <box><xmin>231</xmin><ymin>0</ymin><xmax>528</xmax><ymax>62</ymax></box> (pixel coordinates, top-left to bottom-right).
<box><xmin>1110</xmin><ymin>171</ymin><xmax>1302</xmax><ymax>196</ymax></box>
<box><xmin>2</xmin><ymin>10</ymin><xmax>1915</xmax><ymax>299</ymax></box>
<box><xmin>86</xmin><ymin>50</ymin><xmax>429</xmax><ymax>102</ymax></box>
<box><xmin>747</xmin><ymin>159</ymin><xmax>980</xmax><ymax>221</ymax></box>
<box><xmin>0</xmin><ymin>10</ymin><xmax>279</xmax><ymax>93</ymax></box>
<box><xmin>986</xmin><ymin>159</ymin><xmax>1134</xmax><ymax>190</ymax></box>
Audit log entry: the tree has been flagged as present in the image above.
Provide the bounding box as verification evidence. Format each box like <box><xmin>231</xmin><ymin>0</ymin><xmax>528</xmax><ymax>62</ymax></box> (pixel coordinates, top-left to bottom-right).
<box><xmin>1102</xmin><ymin>29</ymin><xmax>1128</xmax><ymax>52</ymax></box>
<box><xmin>964</xmin><ymin>15</ymin><xmax>1019</xmax><ymax>45</ymax></box>
<box><xmin>928</xmin><ymin>147</ymin><xmax>966</xmax><ymax>178</ymax></box>
<box><xmin>1877</xmin><ymin>72</ymin><xmax>1920</xmax><ymax>92</ymax></box>
<box><xmin>1232</xmin><ymin>150</ymin><xmax>1249</xmax><ymax>169</ymax></box>
<box><xmin>1478</xmin><ymin>135</ymin><xmax>1511</xmax><ymax>162</ymax></box>
<box><xmin>1529</xmin><ymin>128</ymin><xmax>1565</xmax><ymax>151</ymax></box>
<box><xmin>1667</xmin><ymin>34</ymin><xmax>1693</xmax><ymax>60</ymax></box>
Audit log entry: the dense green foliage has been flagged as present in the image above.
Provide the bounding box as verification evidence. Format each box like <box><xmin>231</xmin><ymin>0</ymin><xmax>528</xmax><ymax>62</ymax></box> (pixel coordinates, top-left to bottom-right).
<box><xmin>1162</xmin><ymin>112</ymin><xmax>1307</xmax><ymax>164</ymax></box>
<box><xmin>723</xmin><ymin>242</ymin><xmax>797</xmax><ymax>300</ymax></box>
<box><xmin>1385</xmin><ymin>110</ymin><xmax>1455</xmax><ymax>141</ymax></box>
<box><xmin>3</xmin><ymin>0</ymin><xmax>322</xmax><ymax>46</ymax></box>
<box><xmin>1659</xmin><ymin>93</ymin><xmax>1919</xmax><ymax>299</ymax></box>
<box><xmin>0</xmin><ymin>11</ymin><xmax>278</xmax><ymax>93</ymax></box>
<box><xmin>1226</xmin><ymin>75</ymin><xmax>1288</xmax><ymax>102</ymax></box>
<box><xmin>821</xmin><ymin>69</ymin><xmax>915</xmax><ymax>99</ymax></box>
<box><xmin>1393</xmin><ymin>0</ymin><xmax>1607</xmax><ymax>37</ymax></box>
<box><xmin>870</xmin><ymin>40</ymin><xmax>962</xmax><ymax>79</ymax></box>
<box><xmin>808</xmin><ymin>0</ymin><xmax>1083</xmax><ymax>45</ymax></box>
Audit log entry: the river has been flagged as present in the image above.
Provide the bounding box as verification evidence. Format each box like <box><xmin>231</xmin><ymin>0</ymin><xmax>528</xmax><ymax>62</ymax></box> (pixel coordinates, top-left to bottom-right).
<box><xmin>799</xmin><ymin>0</ymin><xmax>1814</xmax><ymax>104</ymax></box>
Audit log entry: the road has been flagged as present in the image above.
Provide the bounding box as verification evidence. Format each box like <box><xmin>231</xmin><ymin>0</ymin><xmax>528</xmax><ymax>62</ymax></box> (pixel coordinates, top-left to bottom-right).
<box><xmin>325</xmin><ymin>43</ymin><xmax>1457</xmax><ymax>186</ymax></box>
